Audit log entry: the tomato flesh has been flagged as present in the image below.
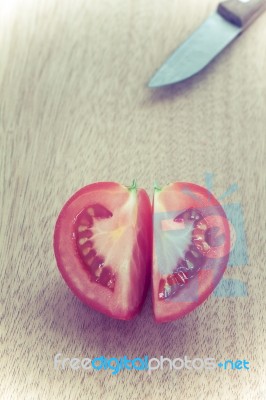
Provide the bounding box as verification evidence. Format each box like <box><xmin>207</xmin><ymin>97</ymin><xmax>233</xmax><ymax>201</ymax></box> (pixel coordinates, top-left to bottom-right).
<box><xmin>75</xmin><ymin>204</ymin><xmax>115</xmax><ymax>291</ymax></box>
<box><xmin>54</xmin><ymin>181</ymin><xmax>230</xmax><ymax>323</ymax></box>
<box><xmin>54</xmin><ymin>182</ymin><xmax>152</xmax><ymax>320</ymax></box>
<box><xmin>152</xmin><ymin>182</ymin><xmax>230</xmax><ymax>323</ymax></box>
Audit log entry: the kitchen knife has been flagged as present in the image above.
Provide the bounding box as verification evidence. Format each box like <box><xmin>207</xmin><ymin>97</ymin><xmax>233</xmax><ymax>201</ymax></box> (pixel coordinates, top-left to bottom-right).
<box><xmin>148</xmin><ymin>0</ymin><xmax>266</xmax><ymax>88</ymax></box>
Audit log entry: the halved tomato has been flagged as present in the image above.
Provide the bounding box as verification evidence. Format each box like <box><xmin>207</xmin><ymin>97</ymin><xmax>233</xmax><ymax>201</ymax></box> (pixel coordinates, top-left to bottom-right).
<box><xmin>54</xmin><ymin>181</ymin><xmax>152</xmax><ymax>320</ymax></box>
<box><xmin>152</xmin><ymin>182</ymin><xmax>230</xmax><ymax>323</ymax></box>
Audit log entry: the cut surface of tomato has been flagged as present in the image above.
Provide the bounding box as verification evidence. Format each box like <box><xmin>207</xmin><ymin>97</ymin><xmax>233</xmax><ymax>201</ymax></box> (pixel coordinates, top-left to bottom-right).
<box><xmin>152</xmin><ymin>182</ymin><xmax>230</xmax><ymax>323</ymax></box>
<box><xmin>54</xmin><ymin>181</ymin><xmax>152</xmax><ymax>320</ymax></box>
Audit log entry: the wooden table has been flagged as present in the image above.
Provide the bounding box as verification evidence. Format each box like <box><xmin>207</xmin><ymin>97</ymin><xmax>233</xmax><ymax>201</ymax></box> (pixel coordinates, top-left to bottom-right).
<box><xmin>1</xmin><ymin>0</ymin><xmax>265</xmax><ymax>399</ymax></box>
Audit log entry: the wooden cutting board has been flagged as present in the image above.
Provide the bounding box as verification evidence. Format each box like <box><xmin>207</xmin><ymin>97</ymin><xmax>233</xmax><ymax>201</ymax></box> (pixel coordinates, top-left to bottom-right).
<box><xmin>1</xmin><ymin>0</ymin><xmax>265</xmax><ymax>399</ymax></box>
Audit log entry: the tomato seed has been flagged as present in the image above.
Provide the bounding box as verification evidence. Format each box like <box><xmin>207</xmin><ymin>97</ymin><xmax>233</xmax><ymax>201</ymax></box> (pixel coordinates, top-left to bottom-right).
<box><xmin>78</xmin><ymin>225</ymin><xmax>90</xmax><ymax>232</ymax></box>
<box><xmin>90</xmin><ymin>256</ymin><xmax>104</xmax><ymax>274</ymax></box>
<box><xmin>82</xmin><ymin>247</ymin><xmax>91</xmax><ymax>256</ymax></box>
<box><xmin>78</xmin><ymin>238</ymin><xmax>90</xmax><ymax>245</ymax></box>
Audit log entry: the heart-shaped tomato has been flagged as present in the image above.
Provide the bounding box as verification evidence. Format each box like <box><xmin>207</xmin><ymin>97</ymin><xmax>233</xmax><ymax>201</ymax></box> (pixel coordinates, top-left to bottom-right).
<box><xmin>54</xmin><ymin>182</ymin><xmax>152</xmax><ymax>320</ymax></box>
<box><xmin>152</xmin><ymin>182</ymin><xmax>230</xmax><ymax>323</ymax></box>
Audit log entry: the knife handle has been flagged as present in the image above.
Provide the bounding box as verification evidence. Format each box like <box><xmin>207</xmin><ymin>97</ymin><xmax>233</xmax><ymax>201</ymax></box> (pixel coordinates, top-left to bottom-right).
<box><xmin>218</xmin><ymin>0</ymin><xmax>266</xmax><ymax>29</ymax></box>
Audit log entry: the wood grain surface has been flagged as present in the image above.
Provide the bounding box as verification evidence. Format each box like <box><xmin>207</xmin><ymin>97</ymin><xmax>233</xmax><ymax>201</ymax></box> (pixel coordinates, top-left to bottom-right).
<box><xmin>1</xmin><ymin>0</ymin><xmax>266</xmax><ymax>399</ymax></box>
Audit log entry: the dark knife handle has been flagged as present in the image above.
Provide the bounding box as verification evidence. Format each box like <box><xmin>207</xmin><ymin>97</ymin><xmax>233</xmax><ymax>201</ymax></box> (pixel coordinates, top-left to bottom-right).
<box><xmin>218</xmin><ymin>0</ymin><xmax>266</xmax><ymax>29</ymax></box>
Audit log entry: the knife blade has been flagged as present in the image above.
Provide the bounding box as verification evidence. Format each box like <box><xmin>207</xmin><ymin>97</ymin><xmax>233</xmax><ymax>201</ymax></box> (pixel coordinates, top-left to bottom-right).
<box><xmin>148</xmin><ymin>0</ymin><xmax>266</xmax><ymax>88</ymax></box>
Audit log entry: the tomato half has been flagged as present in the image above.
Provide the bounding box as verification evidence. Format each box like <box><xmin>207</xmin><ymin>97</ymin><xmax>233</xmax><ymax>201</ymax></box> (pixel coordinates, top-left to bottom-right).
<box><xmin>152</xmin><ymin>182</ymin><xmax>230</xmax><ymax>323</ymax></box>
<box><xmin>54</xmin><ymin>182</ymin><xmax>152</xmax><ymax>320</ymax></box>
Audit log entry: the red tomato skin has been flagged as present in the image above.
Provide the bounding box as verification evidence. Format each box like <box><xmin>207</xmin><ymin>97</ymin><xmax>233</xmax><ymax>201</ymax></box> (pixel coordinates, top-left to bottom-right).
<box><xmin>54</xmin><ymin>182</ymin><xmax>152</xmax><ymax>320</ymax></box>
<box><xmin>152</xmin><ymin>182</ymin><xmax>230</xmax><ymax>323</ymax></box>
